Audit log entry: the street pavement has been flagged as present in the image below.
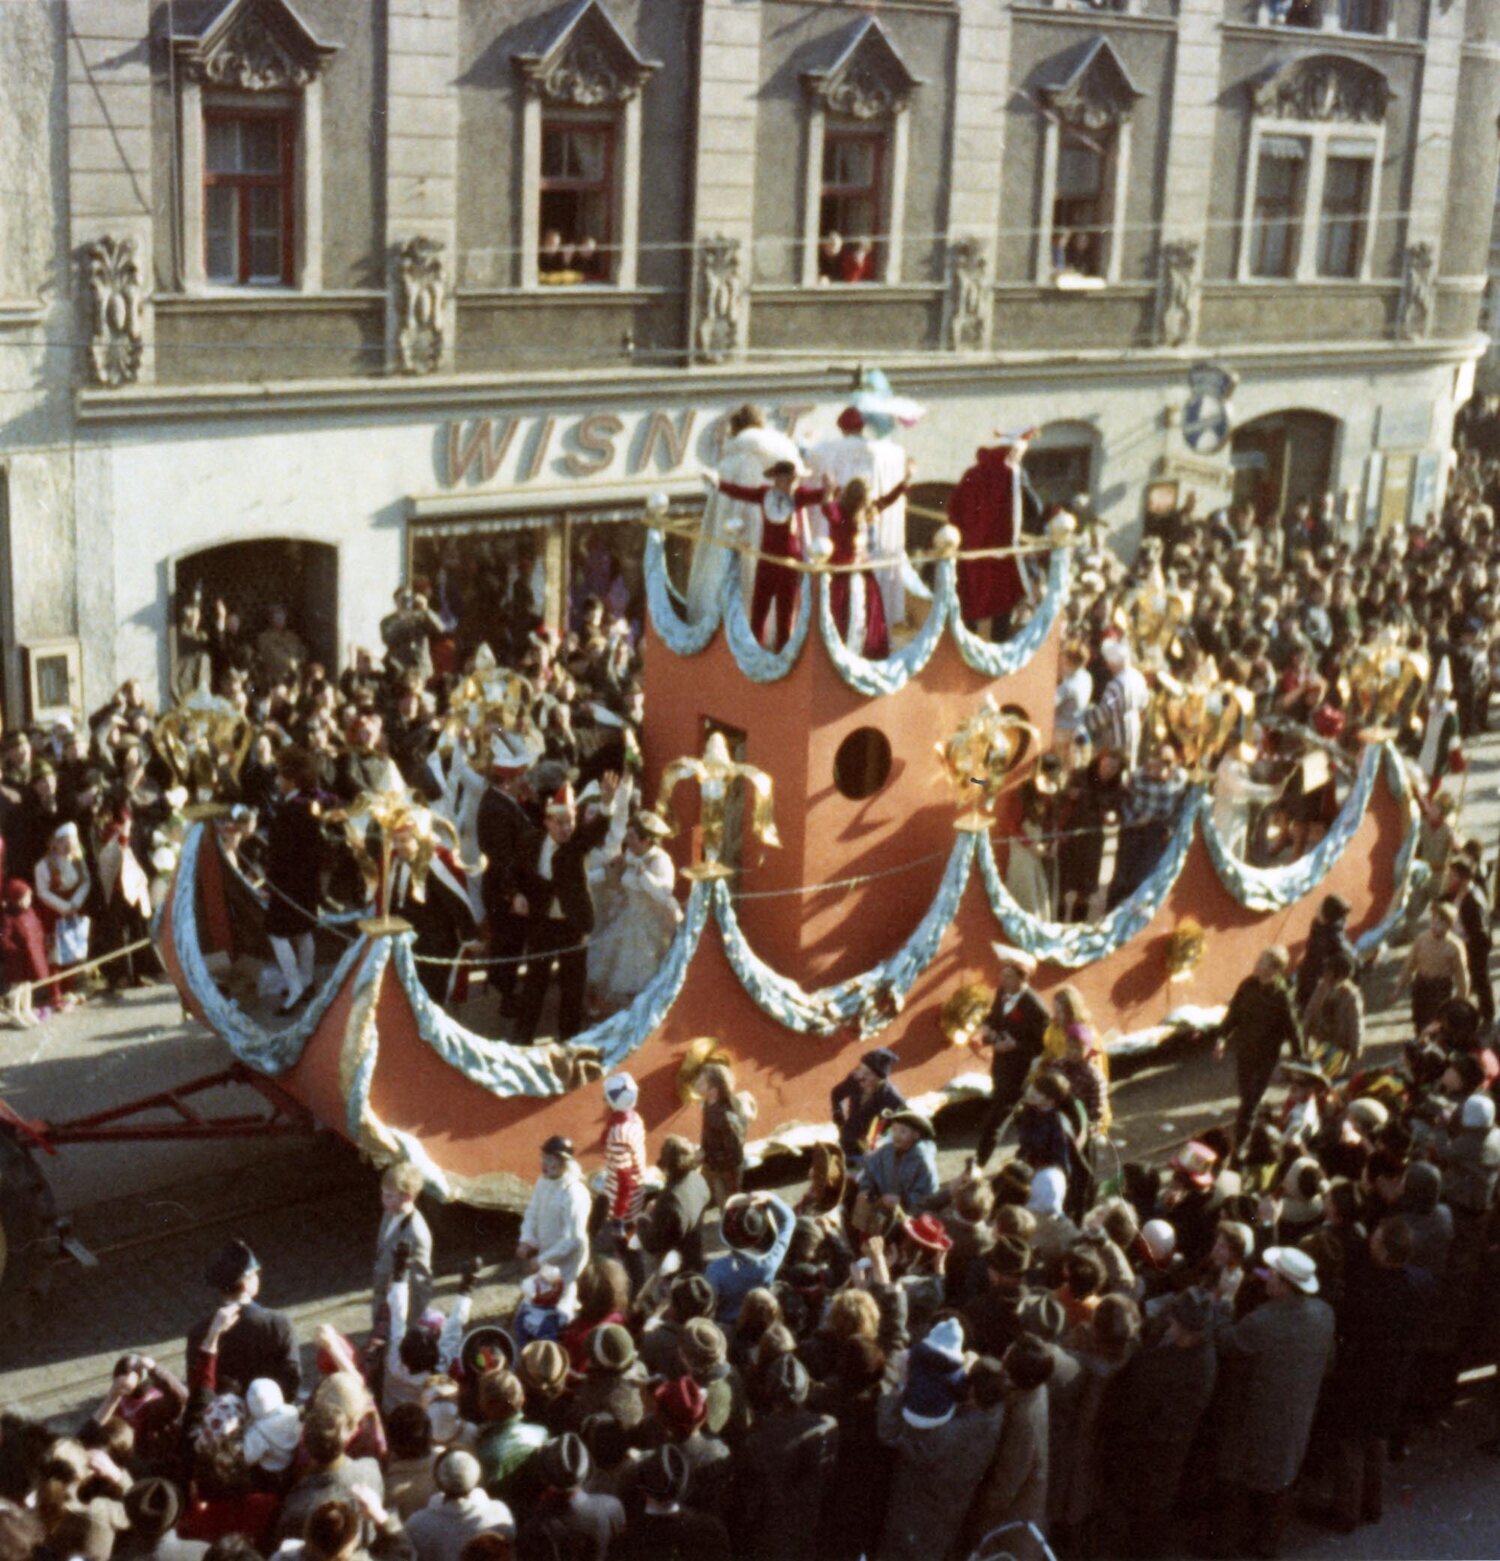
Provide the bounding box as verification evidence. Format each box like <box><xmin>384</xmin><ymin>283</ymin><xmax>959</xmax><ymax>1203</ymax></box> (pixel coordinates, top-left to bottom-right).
<box><xmin>3</xmin><ymin>734</ymin><xmax>1500</xmax><ymax>1557</ymax></box>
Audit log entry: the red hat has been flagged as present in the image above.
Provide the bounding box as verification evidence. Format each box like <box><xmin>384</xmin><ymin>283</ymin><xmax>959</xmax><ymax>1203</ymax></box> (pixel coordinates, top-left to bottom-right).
<box><xmin>1170</xmin><ymin>1140</ymin><xmax>1218</xmax><ymax>1189</ymax></box>
<box><xmin>837</xmin><ymin>407</ymin><xmax>865</xmax><ymax>434</ymax></box>
<box><xmin>653</xmin><ymin>1375</ymin><xmax>708</xmax><ymax>1436</ymax></box>
<box><xmin>904</xmin><ymin>1213</ymin><xmax>954</xmax><ymax>1253</ymax></box>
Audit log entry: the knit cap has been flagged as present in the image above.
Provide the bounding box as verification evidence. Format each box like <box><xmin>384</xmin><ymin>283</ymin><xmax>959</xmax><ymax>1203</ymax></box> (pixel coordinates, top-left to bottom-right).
<box><xmin>902</xmin><ymin>1317</ymin><xmax>968</xmax><ymax>1428</ymax></box>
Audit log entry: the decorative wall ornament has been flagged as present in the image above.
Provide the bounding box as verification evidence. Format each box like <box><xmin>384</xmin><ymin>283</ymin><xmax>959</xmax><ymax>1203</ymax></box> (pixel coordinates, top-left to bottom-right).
<box><xmin>170</xmin><ymin>0</ymin><xmax>339</xmax><ymax>91</ymax></box>
<box><xmin>1251</xmin><ymin>53</ymin><xmax>1393</xmax><ymax>123</ymax></box>
<box><xmin>1039</xmin><ymin>37</ymin><xmax>1145</xmax><ymax>130</ymax></box>
<box><xmin>695</xmin><ymin>235</ymin><xmax>744</xmax><ymax>363</ymax></box>
<box><xmin>394</xmin><ymin>236</ymin><xmax>446</xmax><ymax>375</ymax></box>
<box><xmin>81</xmin><ymin>236</ymin><xmax>145</xmax><ymax>388</ymax></box>
<box><xmin>945</xmin><ymin>238</ymin><xmax>990</xmax><ymax>352</ymax></box>
<box><xmin>801</xmin><ymin>16</ymin><xmax>923</xmax><ymax>120</ymax></box>
<box><xmin>1398</xmin><ymin>241</ymin><xmax>1436</xmax><ymax>340</ymax></box>
<box><xmin>1156</xmin><ymin>239</ymin><xmax>1200</xmax><ymax>347</ymax></box>
<box><xmin>513</xmin><ymin>0</ymin><xmax>661</xmax><ymax>106</ymax></box>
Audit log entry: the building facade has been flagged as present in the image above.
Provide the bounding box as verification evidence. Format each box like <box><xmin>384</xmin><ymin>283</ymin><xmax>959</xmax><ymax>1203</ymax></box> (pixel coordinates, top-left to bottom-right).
<box><xmin>2</xmin><ymin>0</ymin><xmax>1496</xmax><ymax>714</ymax></box>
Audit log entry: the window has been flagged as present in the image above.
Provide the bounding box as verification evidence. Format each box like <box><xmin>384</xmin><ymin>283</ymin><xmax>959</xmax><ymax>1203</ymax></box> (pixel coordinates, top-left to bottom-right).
<box><xmin>818</xmin><ymin>130</ymin><xmax>884</xmax><ymax>283</ymax></box>
<box><xmin>538</xmin><ymin>120</ymin><xmax>614</xmax><ymax>284</ymax></box>
<box><xmin>1052</xmin><ymin>131</ymin><xmax>1110</xmax><ymax>277</ymax></box>
<box><xmin>1250</xmin><ymin>136</ymin><xmax>1306</xmax><ymax>278</ymax></box>
<box><xmin>833</xmin><ymin>728</ymin><xmax>892</xmax><ymax>800</ymax></box>
<box><xmin>1024</xmin><ymin>444</ymin><xmax>1094</xmax><ymax>509</ymax></box>
<box><xmin>203</xmin><ymin>112</ymin><xmax>294</xmax><ymax>285</ymax></box>
<box><xmin>1317</xmin><ymin>143</ymin><xmax>1373</xmax><ymax>277</ymax></box>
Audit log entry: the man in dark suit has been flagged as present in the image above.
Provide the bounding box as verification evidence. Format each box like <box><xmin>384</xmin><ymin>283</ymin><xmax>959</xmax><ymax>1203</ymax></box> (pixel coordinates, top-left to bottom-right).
<box><xmin>975</xmin><ymin>945</ymin><xmax>1049</xmax><ymax>1166</ymax></box>
<box><xmin>265</xmin><ymin>746</ymin><xmax>325</xmax><ymax>1012</ymax></box>
<box><xmin>388</xmin><ymin>835</ymin><xmax>479</xmax><ymax>1004</ymax></box>
<box><xmin>1447</xmin><ymin>859</ymin><xmax>1494</xmax><ymax>1028</ymax></box>
<box><xmin>513</xmin><ymin>773</ymin><xmax>622</xmax><ymax>1043</ymax></box>
<box><xmin>185</xmin><ymin>1239</ymin><xmax>300</xmax><ymax>1400</ymax></box>
<box><xmin>475</xmin><ymin>735</ymin><xmax>540</xmax><ymax>1016</ymax></box>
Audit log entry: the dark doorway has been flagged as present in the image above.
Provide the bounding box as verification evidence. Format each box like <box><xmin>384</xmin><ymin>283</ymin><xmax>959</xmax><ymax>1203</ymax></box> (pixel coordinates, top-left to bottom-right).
<box><xmin>1230</xmin><ymin>411</ymin><xmax>1338</xmax><ymax>521</ymax></box>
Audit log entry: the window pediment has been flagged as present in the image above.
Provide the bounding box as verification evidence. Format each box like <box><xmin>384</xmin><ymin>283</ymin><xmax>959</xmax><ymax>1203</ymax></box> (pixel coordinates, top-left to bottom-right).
<box><xmin>1252</xmin><ymin>53</ymin><xmax>1393</xmax><ymax>123</ymax></box>
<box><xmin>1037</xmin><ymin>38</ymin><xmax>1144</xmax><ymax>131</ymax></box>
<box><xmin>513</xmin><ymin>0</ymin><xmax>662</xmax><ymax>108</ymax></box>
<box><xmin>801</xmin><ymin>17</ymin><xmax>924</xmax><ymax>121</ymax></box>
<box><xmin>169</xmin><ymin>0</ymin><xmax>338</xmax><ymax>91</ymax></box>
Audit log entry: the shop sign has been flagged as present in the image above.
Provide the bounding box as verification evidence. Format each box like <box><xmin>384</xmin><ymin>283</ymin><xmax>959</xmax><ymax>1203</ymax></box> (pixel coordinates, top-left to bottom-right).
<box><xmin>438</xmin><ymin>403</ymin><xmax>818</xmax><ymax>490</ymax></box>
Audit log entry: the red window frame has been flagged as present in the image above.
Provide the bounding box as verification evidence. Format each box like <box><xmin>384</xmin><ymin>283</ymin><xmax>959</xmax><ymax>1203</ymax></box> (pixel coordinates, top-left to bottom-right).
<box><xmin>539</xmin><ymin>118</ymin><xmax>616</xmax><ymax>280</ymax></box>
<box><xmin>203</xmin><ymin>108</ymin><xmax>296</xmax><ymax>286</ymax></box>
<box><xmin>819</xmin><ymin>128</ymin><xmax>886</xmax><ymax>279</ymax></box>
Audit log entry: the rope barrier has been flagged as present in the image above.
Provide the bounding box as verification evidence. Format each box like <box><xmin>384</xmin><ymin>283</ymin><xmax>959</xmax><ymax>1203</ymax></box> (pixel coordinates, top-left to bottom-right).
<box><xmin>44</xmin><ymin>936</ymin><xmax>156</xmax><ymax>984</ymax></box>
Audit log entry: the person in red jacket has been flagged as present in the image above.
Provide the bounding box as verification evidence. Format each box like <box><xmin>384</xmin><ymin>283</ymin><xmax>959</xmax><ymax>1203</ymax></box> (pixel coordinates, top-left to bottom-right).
<box><xmin>822</xmin><ymin>471</ymin><xmax>910</xmax><ymax>659</ymax></box>
<box><xmin>602</xmin><ymin>1071</ymin><xmax>648</xmax><ymax>1287</ymax></box>
<box><xmin>948</xmin><ymin>431</ymin><xmax>1036</xmax><ymax>635</ymax></box>
<box><xmin>714</xmin><ymin>460</ymin><xmax>823</xmax><ymax>650</ymax></box>
<box><xmin>1</xmin><ymin>877</ymin><xmax>48</xmax><ymax>1025</ymax></box>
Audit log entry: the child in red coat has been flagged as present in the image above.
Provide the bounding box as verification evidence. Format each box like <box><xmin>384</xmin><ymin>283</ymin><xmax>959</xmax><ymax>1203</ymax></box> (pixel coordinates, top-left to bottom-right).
<box><xmin>1</xmin><ymin>879</ymin><xmax>48</xmax><ymax>1026</ymax></box>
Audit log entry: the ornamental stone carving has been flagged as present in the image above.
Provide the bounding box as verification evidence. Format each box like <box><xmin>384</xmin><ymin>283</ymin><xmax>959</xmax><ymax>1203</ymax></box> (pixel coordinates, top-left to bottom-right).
<box><xmin>1252</xmin><ymin>54</ymin><xmax>1392</xmax><ymax>123</ymax></box>
<box><xmin>80</xmin><ymin>236</ymin><xmax>145</xmax><ymax>388</ymax></box>
<box><xmin>695</xmin><ymin>236</ymin><xmax>745</xmax><ymax>363</ymax></box>
<box><xmin>1156</xmin><ymin>240</ymin><xmax>1200</xmax><ymax>347</ymax></box>
<box><xmin>945</xmin><ymin>238</ymin><xmax>990</xmax><ymax>352</ymax></box>
<box><xmin>514</xmin><ymin>0</ymin><xmax>661</xmax><ymax>106</ymax></box>
<box><xmin>394</xmin><ymin>237</ymin><xmax>446</xmax><ymax>375</ymax></box>
<box><xmin>1040</xmin><ymin>38</ymin><xmax>1145</xmax><ymax>131</ymax></box>
<box><xmin>802</xmin><ymin>17</ymin><xmax>923</xmax><ymax>120</ymax></box>
<box><xmin>1398</xmin><ymin>242</ymin><xmax>1436</xmax><ymax>341</ymax></box>
<box><xmin>170</xmin><ymin>0</ymin><xmax>339</xmax><ymax>92</ymax></box>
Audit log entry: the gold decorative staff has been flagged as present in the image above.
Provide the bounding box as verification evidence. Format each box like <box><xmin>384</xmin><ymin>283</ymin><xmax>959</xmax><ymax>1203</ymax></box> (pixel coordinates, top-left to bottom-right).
<box><xmin>656</xmin><ymin>731</ymin><xmax>780</xmax><ymax>880</ymax></box>
<box><xmin>342</xmin><ymin>760</ymin><xmax>462</xmax><ymax>935</ymax></box>
<box><xmin>441</xmin><ymin>644</ymin><xmax>535</xmax><ymax>761</ymax></box>
<box><xmin>936</xmin><ymin>697</ymin><xmax>1040</xmax><ymax>832</ymax></box>
<box><xmin>153</xmin><ymin>687</ymin><xmax>254</xmax><ymax>820</ymax></box>
<box><xmin>1152</xmin><ymin>674</ymin><xmax>1252</xmax><ymax>777</ymax></box>
<box><xmin>1344</xmin><ymin>635</ymin><xmax>1427</xmax><ymax>743</ymax></box>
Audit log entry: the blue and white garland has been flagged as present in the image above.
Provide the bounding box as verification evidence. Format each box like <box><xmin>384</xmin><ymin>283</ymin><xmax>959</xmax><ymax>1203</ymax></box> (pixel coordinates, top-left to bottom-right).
<box><xmin>643</xmin><ymin>527</ymin><xmax>1071</xmax><ymax>693</ymax></box>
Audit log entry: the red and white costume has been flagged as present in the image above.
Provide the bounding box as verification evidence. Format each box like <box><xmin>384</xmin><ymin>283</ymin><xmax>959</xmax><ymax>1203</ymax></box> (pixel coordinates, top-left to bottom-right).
<box><xmin>716</xmin><ymin>479</ymin><xmax>823</xmax><ymax>650</ymax></box>
<box><xmin>602</xmin><ymin>1072</ymin><xmax>647</xmax><ymax>1224</ymax></box>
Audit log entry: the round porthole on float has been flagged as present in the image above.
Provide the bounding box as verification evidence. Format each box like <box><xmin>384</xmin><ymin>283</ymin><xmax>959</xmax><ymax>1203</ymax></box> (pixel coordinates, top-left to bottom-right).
<box><xmin>833</xmin><ymin>727</ymin><xmax>893</xmax><ymax>800</ymax></box>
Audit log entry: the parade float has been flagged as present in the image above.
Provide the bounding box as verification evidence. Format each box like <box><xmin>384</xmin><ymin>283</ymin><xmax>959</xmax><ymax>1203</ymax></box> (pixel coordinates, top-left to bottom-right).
<box><xmin>130</xmin><ymin>486</ymin><xmax>1426</xmax><ymax>1214</ymax></box>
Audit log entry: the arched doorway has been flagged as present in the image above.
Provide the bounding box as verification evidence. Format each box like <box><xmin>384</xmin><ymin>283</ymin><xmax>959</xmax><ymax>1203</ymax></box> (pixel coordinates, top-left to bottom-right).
<box><xmin>172</xmin><ymin>539</ymin><xmax>338</xmax><ymax>687</ymax></box>
<box><xmin>1022</xmin><ymin>419</ymin><xmax>1102</xmax><ymax>511</ymax></box>
<box><xmin>1230</xmin><ymin>410</ymin><xmax>1339</xmax><ymax>521</ymax></box>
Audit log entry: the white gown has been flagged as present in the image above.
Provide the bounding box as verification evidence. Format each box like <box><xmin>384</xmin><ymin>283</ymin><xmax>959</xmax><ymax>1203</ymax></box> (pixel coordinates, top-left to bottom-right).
<box><xmin>687</xmin><ymin>425</ymin><xmax>801</xmax><ymax>620</ymax></box>
<box><xmin>589</xmin><ymin>844</ymin><xmax>682</xmax><ymax>1007</ymax></box>
<box><xmin>1211</xmin><ymin>756</ymin><xmax>1280</xmax><ymax>861</ymax></box>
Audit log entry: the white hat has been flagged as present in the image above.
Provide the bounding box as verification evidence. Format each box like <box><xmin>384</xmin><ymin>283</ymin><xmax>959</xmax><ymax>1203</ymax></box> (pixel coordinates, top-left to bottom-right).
<box><xmin>1462</xmin><ymin>1093</ymin><xmax>1496</xmax><ymax>1131</ymax></box>
<box><xmin>1027</xmin><ymin>1166</ymin><xmax>1066</xmax><ymax>1218</ymax></box>
<box><xmin>490</xmin><ymin>730</ymin><xmax>538</xmax><ymax>772</ymax></box>
<box><xmin>51</xmin><ymin>821</ymin><xmax>80</xmax><ymax>848</ymax></box>
<box><xmin>242</xmin><ymin>1378</ymin><xmax>300</xmax><ymax>1472</ymax></box>
<box><xmin>1101</xmin><ymin>639</ymin><xmax>1130</xmax><ymax>669</ymax></box>
<box><xmin>604</xmin><ymin>1072</ymin><xmax>638</xmax><ymax>1111</ymax></box>
<box><xmin>1433</xmin><ymin>656</ymin><xmax>1454</xmax><ymax>700</ymax></box>
<box><xmin>990</xmin><ymin>944</ymin><xmax>1038</xmax><ymax>977</ymax></box>
<box><xmin>1141</xmin><ymin>1219</ymin><xmax>1177</xmax><ymax>1263</ymax></box>
<box><xmin>1263</xmin><ymin>1245</ymin><xmax>1319</xmax><ymax>1295</ymax></box>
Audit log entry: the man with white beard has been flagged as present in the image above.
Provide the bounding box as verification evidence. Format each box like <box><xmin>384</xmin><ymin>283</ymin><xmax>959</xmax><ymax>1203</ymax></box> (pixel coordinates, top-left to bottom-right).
<box><xmin>686</xmin><ymin>404</ymin><xmax>800</xmax><ymax>620</ymax></box>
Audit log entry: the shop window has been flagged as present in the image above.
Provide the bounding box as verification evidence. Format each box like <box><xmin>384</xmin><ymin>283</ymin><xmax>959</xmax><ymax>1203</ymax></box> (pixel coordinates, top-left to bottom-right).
<box><xmin>1249</xmin><ymin>138</ymin><xmax>1306</xmax><ymax>278</ymax></box>
<box><xmin>1317</xmin><ymin>144</ymin><xmax>1373</xmax><ymax>278</ymax></box>
<box><xmin>833</xmin><ymin>727</ymin><xmax>892</xmax><ymax>799</ymax></box>
<box><xmin>818</xmin><ymin>129</ymin><xmax>885</xmax><ymax>283</ymax></box>
<box><xmin>539</xmin><ymin>120</ymin><xmax>615</xmax><ymax>284</ymax></box>
<box><xmin>204</xmin><ymin>112</ymin><xmax>295</xmax><ymax>285</ymax></box>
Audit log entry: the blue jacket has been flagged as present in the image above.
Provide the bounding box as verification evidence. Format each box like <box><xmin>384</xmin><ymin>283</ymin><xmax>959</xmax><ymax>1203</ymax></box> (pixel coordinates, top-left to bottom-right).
<box><xmin>706</xmin><ymin>1194</ymin><xmax>795</xmax><ymax>1324</ymax></box>
<box><xmin>858</xmin><ymin>1137</ymin><xmax>940</xmax><ymax>1212</ymax></box>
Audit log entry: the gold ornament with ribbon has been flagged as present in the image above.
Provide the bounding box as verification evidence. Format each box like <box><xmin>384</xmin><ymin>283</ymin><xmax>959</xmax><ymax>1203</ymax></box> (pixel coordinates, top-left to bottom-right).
<box><xmin>1152</xmin><ymin>673</ymin><xmax>1251</xmax><ymax>776</ymax></box>
<box><xmin>441</xmin><ymin>644</ymin><xmax>536</xmax><ymax>761</ymax></box>
<box><xmin>342</xmin><ymin>761</ymin><xmax>462</xmax><ymax>934</ymax></box>
<box><xmin>941</xmin><ymin>983</ymin><xmax>993</xmax><ymax>1047</ymax></box>
<box><xmin>937</xmin><ymin>696</ymin><xmax>1039</xmax><ymax>832</ymax></box>
<box><xmin>1165</xmin><ymin>916</ymin><xmax>1206</xmax><ymax>983</ymax></box>
<box><xmin>1345</xmin><ymin>634</ymin><xmax>1427</xmax><ymax>743</ymax></box>
<box><xmin>154</xmin><ymin>687</ymin><xmax>254</xmax><ymax>819</ymax></box>
<box><xmin>676</xmin><ymin>1035</ymin><xmax>734</xmax><ymax>1105</ymax></box>
<box><xmin>656</xmin><ymin>731</ymin><xmax>780</xmax><ymax>880</ymax></box>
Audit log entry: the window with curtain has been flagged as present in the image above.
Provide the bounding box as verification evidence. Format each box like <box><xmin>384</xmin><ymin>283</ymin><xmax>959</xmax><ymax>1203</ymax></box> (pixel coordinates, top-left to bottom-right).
<box><xmin>539</xmin><ymin>120</ymin><xmax>615</xmax><ymax>284</ymax></box>
<box><xmin>1052</xmin><ymin>130</ymin><xmax>1111</xmax><ymax>277</ymax></box>
<box><xmin>204</xmin><ymin>112</ymin><xmax>295</xmax><ymax>285</ymax></box>
<box><xmin>819</xmin><ymin>129</ymin><xmax>885</xmax><ymax>283</ymax></box>
<box><xmin>1317</xmin><ymin>142</ymin><xmax>1374</xmax><ymax>277</ymax></box>
<box><xmin>1250</xmin><ymin>136</ymin><xmax>1307</xmax><ymax>278</ymax></box>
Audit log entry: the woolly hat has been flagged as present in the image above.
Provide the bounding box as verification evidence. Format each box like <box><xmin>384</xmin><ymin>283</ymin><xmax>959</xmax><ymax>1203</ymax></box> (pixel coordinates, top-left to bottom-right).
<box><xmin>242</xmin><ymin>1380</ymin><xmax>301</xmax><ymax>1473</ymax></box>
<box><xmin>540</xmin><ymin>1134</ymin><xmax>575</xmax><ymax>1160</ymax></box>
<box><xmin>205</xmin><ymin>1239</ymin><xmax>258</xmax><ymax>1294</ymax></box>
<box><xmin>535</xmin><ymin>1434</ymin><xmax>590</xmax><ymax>1493</ymax></box>
<box><xmin>603</xmin><ymin>1073</ymin><xmax>639</xmax><ymax>1112</ymax></box>
<box><xmin>591</xmin><ymin>1323</ymin><xmax>638</xmax><ymax>1374</ymax></box>
<box><xmin>653</xmin><ymin>1376</ymin><xmax>708</xmax><ymax>1437</ymax></box>
<box><xmin>434</xmin><ymin>1450</ymin><xmax>482</xmax><ymax>1497</ymax></box>
<box><xmin>1462</xmin><ymin>1093</ymin><xmax>1497</xmax><ymax>1131</ymax></box>
<box><xmin>519</xmin><ymin>1339</ymin><xmax>569</xmax><ymax>1394</ymax></box>
<box><xmin>903</xmin><ymin>1317</ymin><xmax>968</xmax><ymax>1428</ymax></box>
<box><xmin>861</xmin><ymin>1047</ymin><xmax>898</xmax><ymax>1080</ymax></box>
<box><xmin>1405</xmin><ymin>1160</ymin><xmax>1442</xmax><ymax>1212</ymax></box>
<box><xmin>1141</xmin><ymin>1220</ymin><xmax>1177</xmax><ymax>1263</ymax></box>
<box><xmin>679</xmin><ymin>1317</ymin><xmax>727</xmax><ymax>1374</ymax></box>
<box><xmin>836</xmin><ymin>406</ymin><xmax>866</xmax><ymax>434</ymax></box>
<box><xmin>123</xmin><ymin>1480</ymin><xmax>180</xmax><ymax>1539</ymax></box>
<box><xmin>1028</xmin><ymin>1167</ymin><xmax>1067</xmax><ymax>1218</ymax></box>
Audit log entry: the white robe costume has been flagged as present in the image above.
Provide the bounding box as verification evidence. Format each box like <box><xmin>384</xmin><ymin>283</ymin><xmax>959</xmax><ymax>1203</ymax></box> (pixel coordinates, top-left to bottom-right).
<box><xmin>1211</xmin><ymin>755</ymin><xmax>1280</xmax><ymax>860</ymax></box>
<box><xmin>589</xmin><ymin>842</ymin><xmax>681</xmax><ymax>1007</ymax></box>
<box><xmin>687</xmin><ymin>424</ymin><xmax>802</xmax><ymax>621</ymax></box>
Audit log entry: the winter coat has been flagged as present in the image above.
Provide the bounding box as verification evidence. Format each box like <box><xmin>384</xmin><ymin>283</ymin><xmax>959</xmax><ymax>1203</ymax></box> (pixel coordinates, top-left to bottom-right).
<box><xmin>858</xmin><ymin>1138</ymin><xmax>940</xmax><ymax>1213</ymax></box>
<box><xmin>732</xmin><ymin>1407</ymin><xmax>840</xmax><ymax>1561</ymax></box>
<box><xmin>405</xmin><ymin>1492</ymin><xmax>515</xmax><ymax>1561</ymax></box>
<box><xmin>518</xmin><ymin>1164</ymin><xmax>593</xmax><ymax>1297</ymax></box>
<box><xmin>1215</xmin><ymin>1294</ymin><xmax>1335</xmax><ymax>1492</ymax></box>
<box><xmin>1437</xmin><ymin>1123</ymin><xmax>1500</xmax><ymax>1213</ymax></box>
<box><xmin>639</xmin><ymin>1170</ymin><xmax>712</xmax><ymax>1268</ymax></box>
<box><xmin>875</xmin><ymin>1394</ymin><xmax>1004</xmax><ymax>1561</ymax></box>
<box><xmin>706</xmin><ymin>1195</ymin><xmax>795</xmax><ymax>1324</ymax></box>
<box><xmin>1099</xmin><ymin>1326</ymin><xmax>1217</xmax><ymax>1511</ymax></box>
<box><xmin>1325</xmin><ymin>1255</ymin><xmax>1435</xmax><ymax>1438</ymax></box>
<box><xmin>963</xmin><ymin>1383</ymin><xmax>1049</xmax><ymax>1545</ymax></box>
